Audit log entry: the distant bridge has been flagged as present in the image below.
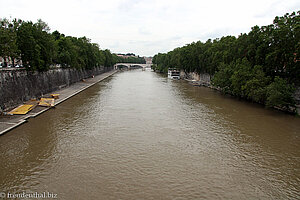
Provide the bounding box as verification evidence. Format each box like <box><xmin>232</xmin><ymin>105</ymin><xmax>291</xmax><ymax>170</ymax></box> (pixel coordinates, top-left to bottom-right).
<box><xmin>114</xmin><ymin>63</ymin><xmax>152</xmax><ymax>70</ymax></box>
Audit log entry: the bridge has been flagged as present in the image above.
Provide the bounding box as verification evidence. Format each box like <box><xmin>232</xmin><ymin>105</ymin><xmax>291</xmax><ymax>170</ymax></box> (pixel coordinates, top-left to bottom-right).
<box><xmin>114</xmin><ymin>63</ymin><xmax>152</xmax><ymax>70</ymax></box>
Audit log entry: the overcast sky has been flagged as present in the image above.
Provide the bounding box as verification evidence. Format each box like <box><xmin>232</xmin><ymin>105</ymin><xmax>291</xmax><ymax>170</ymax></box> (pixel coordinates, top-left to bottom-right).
<box><xmin>1</xmin><ymin>0</ymin><xmax>299</xmax><ymax>56</ymax></box>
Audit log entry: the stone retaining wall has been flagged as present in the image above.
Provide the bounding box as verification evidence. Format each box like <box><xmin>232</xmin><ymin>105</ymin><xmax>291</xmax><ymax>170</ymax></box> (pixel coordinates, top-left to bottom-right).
<box><xmin>0</xmin><ymin>66</ymin><xmax>112</xmax><ymax>112</ymax></box>
<box><xmin>180</xmin><ymin>71</ymin><xmax>212</xmax><ymax>86</ymax></box>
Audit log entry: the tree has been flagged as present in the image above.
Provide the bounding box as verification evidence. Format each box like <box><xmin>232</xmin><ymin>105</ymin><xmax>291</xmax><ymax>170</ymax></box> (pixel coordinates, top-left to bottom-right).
<box><xmin>17</xmin><ymin>21</ymin><xmax>40</xmax><ymax>71</ymax></box>
<box><xmin>229</xmin><ymin>58</ymin><xmax>252</xmax><ymax>97</ymax></box>
<box><xmin>0</xmin><ymin>18</ymin><xmax>20</xmax><ymax>66</ymax></box>
<box><xmin>243</xmin><ymin>65</ymin><xmax>270</xmax><ymax>103</ymax></box>
<box><xmin>33</xmin><ymin>20</ymin><xmax>56</xmax><ymax>71</ymax></box>
<box><xmin>266</xmin><ymin>77</ymin><xmax>295</xmax><ymax>110</ymax></box>
<box><xmin>212</xmin><ymin>62</ymin><xmax>234</xmax><ymax>92</ymax></box>
<box><xmin>103</xmin><ymin>49</ymin><xmax>114</xmax><ymax>67</ymax></box>
<box><xmin>153</xmin><ymin>11</ymin><xmax>299</xmax><ymax>110</ymax></box>
<box><xmin>16</xmin><ymin>20</ymin><xmax>56</xmax><ymax>71</ymax></box>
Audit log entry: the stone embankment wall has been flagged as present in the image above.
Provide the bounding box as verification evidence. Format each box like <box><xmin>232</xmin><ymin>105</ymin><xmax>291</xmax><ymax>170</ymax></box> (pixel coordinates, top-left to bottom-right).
<box><xmin>294</xmin><ymin>87</ymin><xmax>300</xmax><ymax>104</ymax></box>
<box><xmin>0</xmin><ymin>66</ymin><xmax>113</xmax><ymax>112</ymax></box>
<box><xmin>294</xmin><ymin>87</ymin><xmax>300</xmax><ymax>114</ymax></box>
<box><xmin>180</xmin><ymin>71</ymin><xmax>212</xmax><ymax>86</ymax></box>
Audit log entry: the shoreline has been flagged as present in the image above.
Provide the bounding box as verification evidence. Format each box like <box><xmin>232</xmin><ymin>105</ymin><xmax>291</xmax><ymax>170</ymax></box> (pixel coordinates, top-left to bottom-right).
<box><xmin>0</xmin><ymin>70</ymin><xmax>118</xmax><ymax>136</ymax></box>
<box><xmin>183</xmin><ymin>77</ymin><xmax>300</xmax><ymax>115</ymax></box>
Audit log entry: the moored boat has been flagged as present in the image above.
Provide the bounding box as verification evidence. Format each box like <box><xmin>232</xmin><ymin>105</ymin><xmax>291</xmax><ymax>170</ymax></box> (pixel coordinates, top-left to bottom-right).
<box><xmin>167</xmin><ymin>68</ymin><xmax>180</xmax><ymax>79</ymax></box>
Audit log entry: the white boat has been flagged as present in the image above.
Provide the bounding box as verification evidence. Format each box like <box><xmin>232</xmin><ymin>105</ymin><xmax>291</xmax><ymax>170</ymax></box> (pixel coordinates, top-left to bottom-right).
<box><xmin>168</xmin><ymin>68</ymin><xmax>180</xmax><ymax>79</ymax></box>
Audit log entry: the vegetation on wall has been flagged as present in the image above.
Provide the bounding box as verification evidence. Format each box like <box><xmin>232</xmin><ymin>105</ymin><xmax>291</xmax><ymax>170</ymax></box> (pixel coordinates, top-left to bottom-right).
<box><xmin>152</xmin><ymin>11</ymin><xmax>299</xmax><ymax>112</ymax></box>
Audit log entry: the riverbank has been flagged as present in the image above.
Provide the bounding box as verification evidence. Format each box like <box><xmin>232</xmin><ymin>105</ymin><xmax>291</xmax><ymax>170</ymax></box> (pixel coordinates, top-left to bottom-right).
<box><xmin>0</xmin><ymin>70</ymin><xmax>118</xmax><ymax>136</ymax></box>
<box><xmin>177</xmin><ymin>71</ymin><xmax>300</xmax><ymax>115</ymax></box>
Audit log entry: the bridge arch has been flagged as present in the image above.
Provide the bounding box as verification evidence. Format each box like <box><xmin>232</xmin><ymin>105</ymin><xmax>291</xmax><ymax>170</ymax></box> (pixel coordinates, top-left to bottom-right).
<box><xmin>114</xmin><ymin>63</ymin><xmax>151</xmax><ymax>70</ymax></box>
<box><xmin>114</xmin><ymin>63</ymin><xmax>130</xmax><ymax>70</ymax></box>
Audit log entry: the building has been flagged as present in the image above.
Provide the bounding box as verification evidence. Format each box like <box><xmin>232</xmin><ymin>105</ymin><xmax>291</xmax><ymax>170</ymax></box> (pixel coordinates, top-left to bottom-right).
<box><xmin>144</xmin><ymin>57</ymin><xmax>152</xmax><ymax>64</ymax></box>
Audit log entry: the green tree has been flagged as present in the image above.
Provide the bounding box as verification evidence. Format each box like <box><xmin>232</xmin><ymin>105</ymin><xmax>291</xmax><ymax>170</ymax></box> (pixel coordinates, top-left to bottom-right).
<box><xmin>34</xmin><ymin>19</ymin><xmax>56</xmax><ymax>71</ymax></box>
<box><xmin>153</xmin><ymin>11</ymin><xmax>299</xmax><ymax>111</ymax></box>
<box><xmin>17</xmin><ymin>21</ymin><xmax>41</xmax><ymax>71</ymax></box>
<box><xmin>212</xmin><ymin>62</ymin><xmax>233</xmax><ymax>92</ymax></box>
<box><xmin>0</xmin><ymin>18</ymin><xmax>20</xmax><ymax>66</ymax></box>
<box><xmin>103</xmin><ymin>49</ymin><xmax>114</xmax><ymax>67</ymax></box>
<box><xmin>243</xmin><ymin>65</ymin><xmax>270</xmax><ymax>103</ymax></box>
<box><xmin>230</xmin><ymin>58</ymin><xmax>252</xmax><ymax>97</ymax></box>
<box><xmin>16</xmin><ymin>20</ymin><xmax>56</xmax><ymax>71</ymax></box>
<box><xmin>266</xmin><ymin>77</ymin><xmax>296</xmax><ymax>110</ymax></box>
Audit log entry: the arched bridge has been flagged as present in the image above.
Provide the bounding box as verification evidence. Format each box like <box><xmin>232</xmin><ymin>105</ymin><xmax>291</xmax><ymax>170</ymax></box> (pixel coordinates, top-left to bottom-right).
<box><xmin>114</xmin><ymin>63</ymin><xmax>152</xmax><ymax>70</ymax></box>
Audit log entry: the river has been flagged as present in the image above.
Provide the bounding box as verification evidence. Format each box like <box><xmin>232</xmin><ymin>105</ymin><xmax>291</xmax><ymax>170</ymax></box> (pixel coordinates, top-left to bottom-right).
<box><xmin>0</xmin><ymin>69</ymin><xmax>299</xmax><ymax>199</ymax></box>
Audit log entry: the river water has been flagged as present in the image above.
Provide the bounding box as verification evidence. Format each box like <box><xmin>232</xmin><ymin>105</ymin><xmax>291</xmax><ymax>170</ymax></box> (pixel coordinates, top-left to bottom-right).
<box><xmin>0</xmin><ymin>69</ymin><xmax>299</xmax><ymax>199</ymax></box>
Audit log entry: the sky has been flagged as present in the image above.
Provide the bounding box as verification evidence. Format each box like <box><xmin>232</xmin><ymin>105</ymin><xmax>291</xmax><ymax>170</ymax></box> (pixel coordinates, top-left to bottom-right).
<box><xmin>1</xmin><ymin>0</ymin><xmax>299</xmax><ymax>56</ymax></box>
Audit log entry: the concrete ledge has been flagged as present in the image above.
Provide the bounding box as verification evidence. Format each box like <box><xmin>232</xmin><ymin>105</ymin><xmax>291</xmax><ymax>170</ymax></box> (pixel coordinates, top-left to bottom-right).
<box><xmin>0</xmin><ymin>120</ymin><xmax>27</xmax><ymax>133</ymax></box>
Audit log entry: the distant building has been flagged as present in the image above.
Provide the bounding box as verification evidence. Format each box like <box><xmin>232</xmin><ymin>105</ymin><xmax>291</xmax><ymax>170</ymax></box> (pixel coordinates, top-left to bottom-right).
<box><xmin>144</xmin><ymin>57</ymin><xmax>152</xmax><ymax>64</ymax></box>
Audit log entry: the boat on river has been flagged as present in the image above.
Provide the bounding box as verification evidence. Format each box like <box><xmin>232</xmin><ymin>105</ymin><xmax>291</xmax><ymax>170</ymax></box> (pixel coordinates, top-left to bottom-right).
<box><xmin>168</xmin><ymin>68</ymin><xmax>180</xmax><ymax>79</ymax></box>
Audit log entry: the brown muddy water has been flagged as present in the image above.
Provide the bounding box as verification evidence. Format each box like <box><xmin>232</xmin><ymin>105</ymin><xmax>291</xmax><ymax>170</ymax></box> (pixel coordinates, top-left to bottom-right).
<box><xmin>0</xmin><ymin>69</ymin><xmax>299</xmax><ymax>199</ymax></box>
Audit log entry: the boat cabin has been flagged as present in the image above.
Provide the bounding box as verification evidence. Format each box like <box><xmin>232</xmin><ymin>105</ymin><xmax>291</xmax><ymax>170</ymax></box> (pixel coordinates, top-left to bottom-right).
<box><xmin>168</xmin><ymin>68</ymin><xmax>180</xmax><ymax>80</ymax></box>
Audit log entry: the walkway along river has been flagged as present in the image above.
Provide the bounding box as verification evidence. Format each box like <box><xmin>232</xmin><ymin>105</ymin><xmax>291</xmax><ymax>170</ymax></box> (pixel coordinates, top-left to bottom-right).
<box><xmin>0</xmin><ymin>69</ymin><xmax>299</xmax><ymax>199</ymax></box>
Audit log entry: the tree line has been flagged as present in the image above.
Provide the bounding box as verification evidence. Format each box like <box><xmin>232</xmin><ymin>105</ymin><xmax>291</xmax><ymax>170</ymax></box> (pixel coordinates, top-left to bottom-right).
<box><xmin>113</xmin><ymin>54</ymin><xmax>146</xmax><ymax>64</ymax></box>
<box><xmin>152</xmin><ymin>11</ymin><xmax>299</xmax><ymax>112</ymax></box>
<box><xmin>0</xmin><ymin>18</ymin><xmax>145</xmax><ymax>71</ymax></box>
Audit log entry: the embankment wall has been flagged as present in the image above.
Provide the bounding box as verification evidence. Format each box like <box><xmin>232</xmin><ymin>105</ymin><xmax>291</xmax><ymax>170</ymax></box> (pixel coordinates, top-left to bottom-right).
<box><xmin>180</xmin><ymin>71</ymin><xmax>212</xmax><ymax>86</ymax></box>
<box><xmin>0</xmin><ymin>66</ymin><xmax>113</xmax><ymax>112</ymax></box>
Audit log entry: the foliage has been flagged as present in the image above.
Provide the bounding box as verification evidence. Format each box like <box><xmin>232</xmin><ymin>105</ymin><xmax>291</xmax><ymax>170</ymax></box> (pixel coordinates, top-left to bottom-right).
<box><xmin>0</xmin><ymin>18</ymin><xmax>20</xmax><ymax>66</ymax></box>
<box><xmin>212</xmin><ymin>62</ymin><xmax>234</xmax><ymax>92</ymax></box>
<box><xmin>153</xmin><ymin>11</ymin><xmax>299</xmax><ymax>110</ymax></box>
<box><xmin>112</xmin><ymin>54</ymin><xmax>146</xmax><ymax>64</ymax></box>
<box><xmin>0</xmin><ymin>18</ymin><xmax>120</xmax><ymax>71</ymax></box>
<box><xmin>266</xmin><ymin>77</ymin><xmax>295</xmax><ymax>109</ymax></box>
